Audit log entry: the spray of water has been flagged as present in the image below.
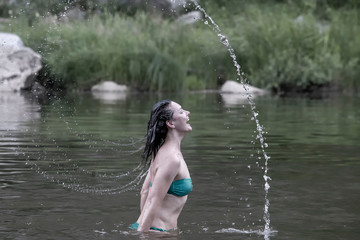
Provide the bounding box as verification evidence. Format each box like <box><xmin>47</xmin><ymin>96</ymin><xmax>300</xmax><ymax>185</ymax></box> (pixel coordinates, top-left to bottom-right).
<box><xmin>23</xmin><ymin>141</ymin><xmax>146</xmax><ymax>194</ymax></box>
<box><xmin>189</xmin><ymin>0</ymin><xmax>273</xmax><ymax>237</ymax></box>
<box><xmin>21</xmin><ymin>97</ymin><xmax>148</xmax><ymax>195</ymax></box>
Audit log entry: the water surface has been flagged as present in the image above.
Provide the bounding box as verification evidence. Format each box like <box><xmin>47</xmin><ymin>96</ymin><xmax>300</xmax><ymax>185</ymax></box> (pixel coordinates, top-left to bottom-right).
<box><xmin>1</xmin><ymin>92</ymin><xmax>359</xmax><ymax>240</ymax></box>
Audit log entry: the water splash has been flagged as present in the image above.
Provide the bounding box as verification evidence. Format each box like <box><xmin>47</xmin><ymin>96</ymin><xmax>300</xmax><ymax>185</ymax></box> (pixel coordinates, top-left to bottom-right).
<box><xmin>190</xmin><ymin>0</ymin><xmax>273</xmax><ymax>237</ymax></box>
<box><xmin>25</xmin><ymin>151</ymin><xmax>147</xmax><ymax>195</ymax></box>
<box><xmin>20</xmin><ymin>97</ymin><xmax>149</xmax><ymax>195</ymax></box>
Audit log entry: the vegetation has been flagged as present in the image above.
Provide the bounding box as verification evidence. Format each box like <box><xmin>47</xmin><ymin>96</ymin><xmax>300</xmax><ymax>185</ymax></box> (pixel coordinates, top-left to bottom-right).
<box><xmin>203</xmin><ymin>0</ymin><xmax>360</xmax><ymax>94</ymax></box>
<box><xmin>1</xmin><ymin>0</ymin><xmax>359</xmax><ymax>93</ymax></box>
<box><xmin>3</xmin><ymin>13</ymin><xmax>224</xmax><ymax>91</ymax></box>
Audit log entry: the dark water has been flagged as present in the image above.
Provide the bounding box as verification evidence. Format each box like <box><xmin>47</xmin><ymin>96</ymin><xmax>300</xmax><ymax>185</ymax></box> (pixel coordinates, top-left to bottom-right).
<box><xmin>1</xmin><ymin>91</ymin><xmax>359</xmax><ymax>240</ymax></box>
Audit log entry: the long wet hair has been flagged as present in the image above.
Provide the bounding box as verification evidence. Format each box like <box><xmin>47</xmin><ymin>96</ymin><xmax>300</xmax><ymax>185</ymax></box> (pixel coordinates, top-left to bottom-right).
<box><xmin>142</xmin><ymin>99</ymin><xmax>174</xmax><ymax>165</ymax></box>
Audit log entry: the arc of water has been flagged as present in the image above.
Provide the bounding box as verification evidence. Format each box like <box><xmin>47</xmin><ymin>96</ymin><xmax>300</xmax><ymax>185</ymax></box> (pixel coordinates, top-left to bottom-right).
<box><xmin>21</xmin><ymin>108</ymin><xmax>148</xmax><ymax>193</ymax></box>
<box><xmin>26</xmin><ymin>153</ymin><xmax>148</xmax><ymax>195</ymax></box>
<box><xmin>55</xmin><ymin>105</ymin><xmax>145</xmax><ymax>149</ymax></box>
<box><xmin>190</xmin><ymin>0</ymin><xmax>272</xmax><ymax>236</ymax></box>
<box><xmin>33</xmin><ymin>103</ymin><xmax>145</xmax><ymax>181</ymax></box>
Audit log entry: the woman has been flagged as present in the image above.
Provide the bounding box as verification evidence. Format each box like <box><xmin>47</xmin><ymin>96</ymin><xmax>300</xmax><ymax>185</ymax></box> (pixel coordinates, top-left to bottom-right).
<box><xmin>130</xmin><ymin>99</ymin><xmax>193</xmax><ymax>232</ymax></box>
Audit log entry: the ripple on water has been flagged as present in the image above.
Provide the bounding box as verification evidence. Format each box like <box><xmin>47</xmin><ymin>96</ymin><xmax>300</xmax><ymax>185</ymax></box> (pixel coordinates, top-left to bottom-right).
<box><xmin>215</xmin><ymin>227</ymin><xmax>278</xmax><ymax>237</ymax></box>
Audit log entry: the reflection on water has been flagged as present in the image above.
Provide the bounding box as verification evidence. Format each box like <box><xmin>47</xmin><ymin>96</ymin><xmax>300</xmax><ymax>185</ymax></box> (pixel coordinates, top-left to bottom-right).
<box><xmin>0</xmin><ymin>92</ymin><xmax>359</xmax><ymax>240</ymax></box>
<box><xmin>221</xmin><ymin>93</ymin><xmax>249</xmax><ymax>106</ymax></box>
<box><xmin>0</xmin><ymin>92</ymin><xmax>41</xmax><ymax>131</ymax></box>
<box><xmin>91</xmin><ymin>91</ymin><xmax>128</xmax><ymax>104</ymax></box>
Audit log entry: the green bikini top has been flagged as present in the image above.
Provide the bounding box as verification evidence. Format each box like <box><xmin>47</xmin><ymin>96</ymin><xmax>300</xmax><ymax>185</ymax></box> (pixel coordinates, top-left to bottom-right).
<box><xmin>150</xmin><ymin>178</ymin><xmax>193</xmax><ymax>196</ymax></box>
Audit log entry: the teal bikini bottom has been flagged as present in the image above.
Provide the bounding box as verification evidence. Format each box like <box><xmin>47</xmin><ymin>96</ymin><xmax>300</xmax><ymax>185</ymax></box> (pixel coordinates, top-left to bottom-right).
<box><xmin>129</xmin><ymin>222</ymin><xmax>168</xmax><ymax>232</ymax></box>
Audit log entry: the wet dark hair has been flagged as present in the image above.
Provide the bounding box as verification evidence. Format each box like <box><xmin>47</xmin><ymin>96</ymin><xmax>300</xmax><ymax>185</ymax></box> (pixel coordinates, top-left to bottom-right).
<box><xmin>142</xmin><ymin>99</ymin><xmax>174</xmax><ymax>165</ymax></box>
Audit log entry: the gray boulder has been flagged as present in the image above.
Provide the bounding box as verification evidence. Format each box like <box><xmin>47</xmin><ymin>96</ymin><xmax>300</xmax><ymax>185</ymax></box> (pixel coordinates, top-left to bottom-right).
<box><xmin>176</xmin><ymin>11</ymin><xmax>202</xmax><ymax>25</ymax></box>
<box><xmin>220</xmin><ymin>80</ymin><xmax>267</xmax><ymax>95</ymax></box>
<box><xmin>169</xmin><ymin>0</ymin><xmax>187</xmax><ymax>9</ymax></box>
<box><xmin>220</xmin><ymin>80</ymin><xmax>268</xmax><ymax>106</ymax></box>
<box><xmin>0</xmin><ymin>33</ymin><xmax>42</xmax><ymax>92</ymax></box>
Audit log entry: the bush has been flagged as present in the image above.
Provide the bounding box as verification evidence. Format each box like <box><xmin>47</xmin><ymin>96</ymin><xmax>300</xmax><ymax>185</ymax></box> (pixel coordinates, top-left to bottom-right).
<box><xmin>329</xmin><ymin>9</ymin><xmax>360</xmax><ymax>90</ymax></box>
<box><xmin>223</xmin><ymin>5</ymin><xmax>349</xmax><ymax>92</ymax></box>
<box><xmin>3</xmin><ymin>1</ymin><xmax>360</xmax><ymax>93</ymax></box>
<box><xmin>5</xmin><ymin>12</ymin><xmax>224</xmax><ymax>91</ymax></box>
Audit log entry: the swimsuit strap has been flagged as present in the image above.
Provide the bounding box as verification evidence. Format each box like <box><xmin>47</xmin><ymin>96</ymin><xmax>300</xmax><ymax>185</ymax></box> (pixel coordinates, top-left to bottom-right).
<box><xmin>129</xmin><ymin>222</ymin><xmax>168</xmax><ymax>232</ymax></box>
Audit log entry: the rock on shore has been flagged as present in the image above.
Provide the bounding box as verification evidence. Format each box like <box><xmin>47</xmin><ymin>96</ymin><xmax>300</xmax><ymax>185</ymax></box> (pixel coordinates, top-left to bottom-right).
<box><xmin>220</xmin><ymin>80</ymin><xmax>268</xmax><ymax>105</ymax></box>
<box><xmin>220</xmin><ymin>80</ymin><xmax>267</xmax><ymax>95</ymax></box>
<box><xmin>0</xmin><ymin>33</ymin><xmax>42</xmax><ymax>92</ymax></box>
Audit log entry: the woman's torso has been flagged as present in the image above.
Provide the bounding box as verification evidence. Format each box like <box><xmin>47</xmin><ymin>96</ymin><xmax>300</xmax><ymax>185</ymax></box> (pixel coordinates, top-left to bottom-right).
<box><xmin>149</xmin><ymin>151</ymin><xmax>191</xmax><ymax>229</ymax></box>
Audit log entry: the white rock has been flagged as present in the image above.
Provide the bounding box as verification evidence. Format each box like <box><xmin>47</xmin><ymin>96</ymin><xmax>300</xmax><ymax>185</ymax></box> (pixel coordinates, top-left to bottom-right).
<box><xmin>220</xmin><ymin>80</ymin><xmax>266</xmax><ymax>95</ymax></box>
<box><xmin>0</xmin><ymin>33</ymin><xmax>23</xmax><ymax>54</ymax></box>
<box><xmin>0</xmin><ymin>33</ymin><xmax>42</xmax><ymax>92</ymax></box>
<box><xmin>220</xmin><ymin>80</ymin><xmax>268</xmax><ymax>106</ymax></box>
<box><xmin>91</xmin><ymin>81</ymin><xmax>128</xmax><ymax>92</ymax></box>
<box><xmin>176</xmin><ymin>11</ymin><xmax>202</xmax><ymax>25</ymax></box>
<box><xmin>169</xmin><ymin>0</ymin><xmax>187</xmax><ymax>9</ymax></box>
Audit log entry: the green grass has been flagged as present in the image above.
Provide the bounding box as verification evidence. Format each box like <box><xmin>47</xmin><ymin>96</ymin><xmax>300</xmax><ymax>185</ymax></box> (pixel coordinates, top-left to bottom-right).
<box><xmin>328</xmin><ymin>9</ymin><xmax>360</xmax><ymax>90</ymax></box>
<box><xmin>2</xmin><ymin>2</ymin><xmax>360</xmax><ymax>93</ymax></box>
<box><xmin>222</xmin><ymin>5</ymin><xmax>342</xmax><ymax>92</ymax></box>
<box><xmin>5</xmin><ymin>12</ymin><xmax>228</xmax><ymax>91</ymax></box>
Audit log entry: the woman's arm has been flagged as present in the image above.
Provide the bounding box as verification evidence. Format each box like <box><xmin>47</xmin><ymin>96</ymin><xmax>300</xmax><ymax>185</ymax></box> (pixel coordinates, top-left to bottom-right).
<box><xmin>137</xmin><ymin>154</ymin><xmax>180</xmax><ymax>231</ymax></box>
<box><xmin>140</xmin><ymin>170</ymin><xmax>151</xmax><ymax>212</ymax></box>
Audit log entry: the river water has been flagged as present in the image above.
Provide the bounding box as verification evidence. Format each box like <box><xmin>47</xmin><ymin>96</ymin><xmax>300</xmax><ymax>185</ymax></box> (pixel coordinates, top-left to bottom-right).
<box><xmin>0</xmin><ymin>91</ymin><xmax>359</xmax><ymax>240</ymax></box>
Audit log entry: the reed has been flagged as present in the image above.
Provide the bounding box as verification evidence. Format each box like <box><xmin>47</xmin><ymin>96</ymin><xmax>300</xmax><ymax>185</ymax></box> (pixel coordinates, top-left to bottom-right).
<box><xmin>3</xmin><ymin>3</ymin><xmax>360</xmax><ymax>93</ymax></box>
<box><xmin>5</xmin><ymin>13</ymin><xmax>225</xmax><ymax>91</ymax></box>
<box><xmin>226</xmin><ymin>5</ymin><xmax>342</xmax><ymax>92</ymax></box>
<box><xmin>203</xmin><ymin>2</ymin><xmax>360</xmax><ymax>92</ymax></box>
<box><xmin>328</xmin><ymin>9</ymin><xmax>360</xmax><ymax>90</ymax></box>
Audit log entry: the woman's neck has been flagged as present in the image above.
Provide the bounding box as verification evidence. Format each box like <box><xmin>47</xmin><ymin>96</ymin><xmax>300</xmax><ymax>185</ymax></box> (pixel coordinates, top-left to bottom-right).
<box><xmin>163</xmin><ymin>131</ymin><xmax>183</xmax><ymax>150</ymax></box>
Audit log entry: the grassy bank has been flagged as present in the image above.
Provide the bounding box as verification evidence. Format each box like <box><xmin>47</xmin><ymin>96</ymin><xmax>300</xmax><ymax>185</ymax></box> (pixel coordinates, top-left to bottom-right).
<box><xmin>4</xmin><ymin>13</ymin><xmax>225</xmax><ymax>91</ymax></box>
<box><xmin>229</xmin><ymin>5</ymin><xmax>360</xmax><ymax>94</ymax></box>
<box><xmin>2</xmin><ymin>2</ymin><xmax>360</xmax><ymax>93</ymax></box>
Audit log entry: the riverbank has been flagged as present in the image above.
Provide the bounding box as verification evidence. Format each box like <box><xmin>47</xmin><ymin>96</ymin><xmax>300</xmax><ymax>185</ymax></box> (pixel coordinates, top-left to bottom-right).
<box><xmin>1</xmin><ymin>1</ymin><xmax>359</xmax><ymax>94</ymax></box>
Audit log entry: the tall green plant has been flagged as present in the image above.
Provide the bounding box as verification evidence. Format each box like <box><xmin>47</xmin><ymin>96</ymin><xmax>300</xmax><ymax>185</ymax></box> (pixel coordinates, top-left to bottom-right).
<box><xmin>4</xmin><ymin>3</ymin><xmax>360</xmax><ymax>93</ymax></box>
<box><xmin>329</xmin><ymin>9</ymin><xmax>360</xmax><ymax>90</ymax></box>
<box><xmin>6</xmin><ymin>13</ymin><xmax>195</xmax><ymax>91</ymax></box>
<box><xmin>231</xmin><ymin>6</ymin><xmax>343</xmax><ymax>91</ymax></box>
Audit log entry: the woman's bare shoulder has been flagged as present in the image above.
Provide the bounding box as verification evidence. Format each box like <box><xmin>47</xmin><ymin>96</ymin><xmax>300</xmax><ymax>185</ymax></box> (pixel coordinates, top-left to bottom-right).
<box><xmin>155</xmin><ymin>148</ymin><xmax>181</xmax><ymax>166</ymax></box>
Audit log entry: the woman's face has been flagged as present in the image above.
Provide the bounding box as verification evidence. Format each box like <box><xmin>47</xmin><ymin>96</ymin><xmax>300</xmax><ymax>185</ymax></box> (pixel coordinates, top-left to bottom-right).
<box><xmin>169</xmin><ymin>101</ymin><xmax>192</xmax><ymax>132</ymax></box>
